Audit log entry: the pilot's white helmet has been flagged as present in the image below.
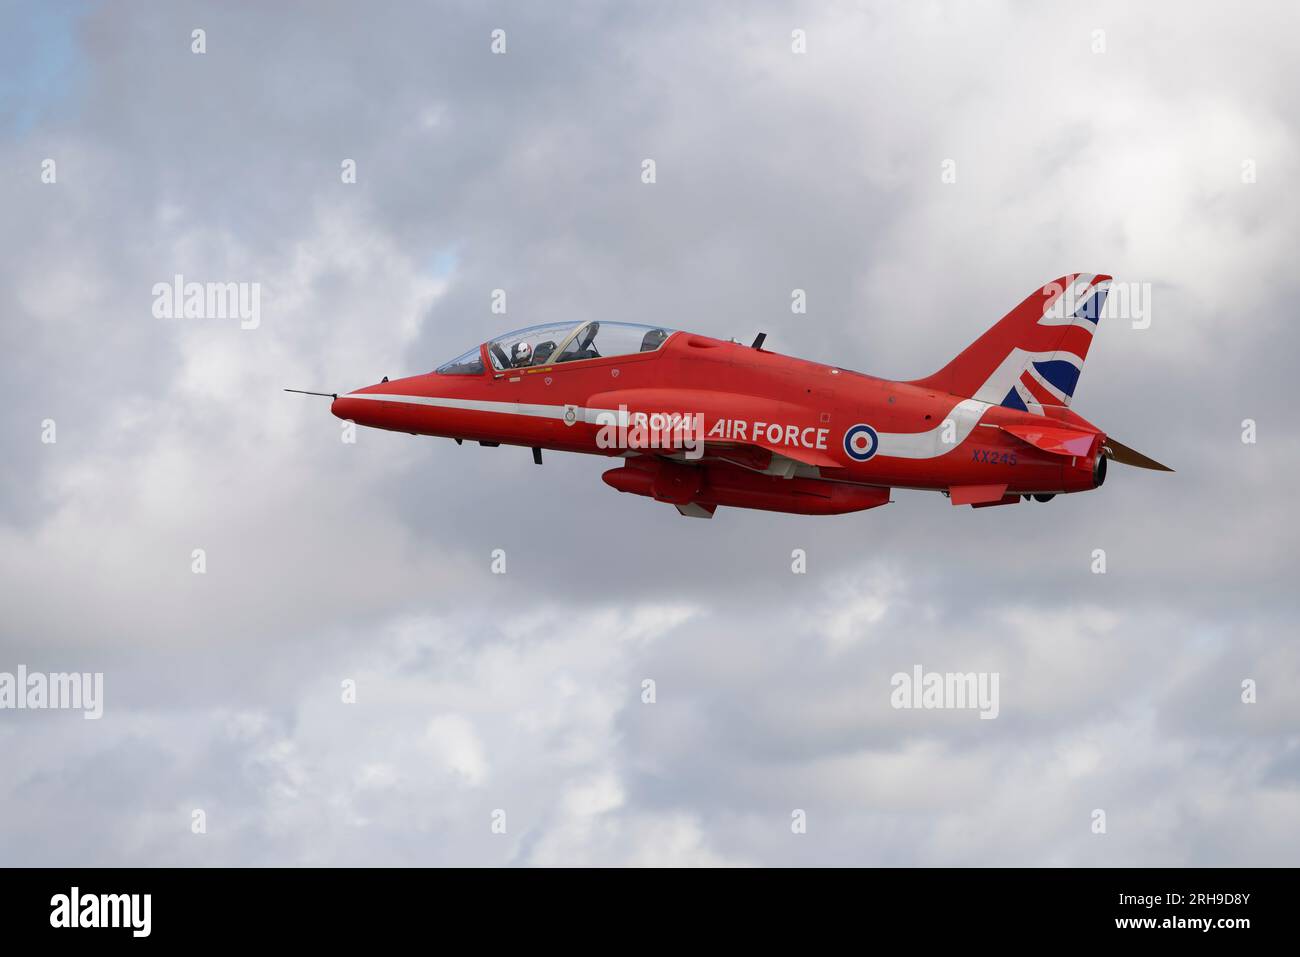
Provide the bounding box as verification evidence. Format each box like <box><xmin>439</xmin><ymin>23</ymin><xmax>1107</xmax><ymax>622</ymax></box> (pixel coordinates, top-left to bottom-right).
<box><xmin>512</xmin><ymin>341</ymin><xmax>533</xmax><ymax>364</ymax></box>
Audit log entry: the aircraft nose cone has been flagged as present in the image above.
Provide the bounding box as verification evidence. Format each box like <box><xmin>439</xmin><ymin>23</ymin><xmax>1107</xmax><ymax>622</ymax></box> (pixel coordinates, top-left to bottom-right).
<box><xmin>330</xmin><ymin>382</ymin><xmax>405</xmax><ymax>428</ymax></box>
<box><xmin>331</xmin><ymin>395</ymin><xmax>358</xmax><ymax>420</ymax></box>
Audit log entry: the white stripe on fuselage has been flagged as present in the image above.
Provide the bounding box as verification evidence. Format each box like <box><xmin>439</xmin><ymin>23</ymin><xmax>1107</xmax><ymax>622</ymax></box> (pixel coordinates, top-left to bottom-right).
<box><xmin>874</xmin><ymin>398</ymin><xmax>991</xmax><ymax>459</ymax></box>
<box><xmin>342</xmin><ymin>392</ymin><xmax>993</xmax><ymax>461</ymax></box>
<box><xmin>342</xmin><ymin>392</ymin><xmax>585</xmax><ymax>421</ymax></box>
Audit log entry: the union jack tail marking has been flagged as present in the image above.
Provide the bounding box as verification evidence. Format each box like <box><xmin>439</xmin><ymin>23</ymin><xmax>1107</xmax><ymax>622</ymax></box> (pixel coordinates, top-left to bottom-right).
<box><xmin>908</xmin><ymin>273</ymin><xmax>1111</xmax><ymax>415</ymax></box>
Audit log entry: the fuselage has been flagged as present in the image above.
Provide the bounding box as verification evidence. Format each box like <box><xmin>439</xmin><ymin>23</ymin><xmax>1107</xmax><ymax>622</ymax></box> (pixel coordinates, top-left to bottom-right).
<box><xmin>330</xmin><ymin>329</ymin><xmax>1107</xmax><ymax>513</ymax></box>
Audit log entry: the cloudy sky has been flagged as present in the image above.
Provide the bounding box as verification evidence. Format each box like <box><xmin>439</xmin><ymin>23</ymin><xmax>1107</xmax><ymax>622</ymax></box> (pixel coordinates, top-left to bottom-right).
<box><xmin>1</xmin><ymin>0</ymin><xmax>1297</xmax><ymax>866</ymax></box>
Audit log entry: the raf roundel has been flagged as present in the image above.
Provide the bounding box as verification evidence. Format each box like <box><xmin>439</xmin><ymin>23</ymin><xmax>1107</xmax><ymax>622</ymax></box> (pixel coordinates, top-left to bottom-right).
<box><xmin>843</xmin><ymin>423</ymin><xmax>879</xmax><ymax>462</ymax></box>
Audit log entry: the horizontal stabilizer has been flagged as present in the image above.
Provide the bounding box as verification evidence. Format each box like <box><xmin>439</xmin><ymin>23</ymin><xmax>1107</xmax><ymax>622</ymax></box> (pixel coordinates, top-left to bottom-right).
<box><xmin>1103</xmin><ymin>437</ymin><xmax>1174</xmax><ymax>472</ymax></box>
<box><xmin>1000</xmin><ymin>423</ymin><xmax>1097</xmax><ymax>457</ymax></box>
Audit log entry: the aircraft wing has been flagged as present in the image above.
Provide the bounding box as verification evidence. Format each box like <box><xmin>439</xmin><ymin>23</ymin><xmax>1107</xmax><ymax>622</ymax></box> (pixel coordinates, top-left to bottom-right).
<box><xmin>697</xmin><ymin>440</ymin><xmax>841</xmax><ymax>475</ymax></box>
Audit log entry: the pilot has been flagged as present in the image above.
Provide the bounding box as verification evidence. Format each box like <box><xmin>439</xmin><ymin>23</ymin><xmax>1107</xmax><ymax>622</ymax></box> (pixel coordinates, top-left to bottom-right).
<box><xmin>511</xmin><ymin>341</ymin><xmax>533</xmax><ymax>368</ymax></box>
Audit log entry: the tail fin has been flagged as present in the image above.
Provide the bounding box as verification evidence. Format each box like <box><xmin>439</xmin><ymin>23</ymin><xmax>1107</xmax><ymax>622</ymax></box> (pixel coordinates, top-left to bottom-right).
<box><xmin>910</xmin><ymin>274</ymin><xmax>1111</xmax><ymax>414</ymax></box>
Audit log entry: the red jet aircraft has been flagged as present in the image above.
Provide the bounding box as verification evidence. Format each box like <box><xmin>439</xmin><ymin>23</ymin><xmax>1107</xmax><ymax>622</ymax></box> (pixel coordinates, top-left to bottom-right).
<box><xmin>293</xmin><ymin>273</ymin><xmax>1171</xmax><ymax>518</ymax></box>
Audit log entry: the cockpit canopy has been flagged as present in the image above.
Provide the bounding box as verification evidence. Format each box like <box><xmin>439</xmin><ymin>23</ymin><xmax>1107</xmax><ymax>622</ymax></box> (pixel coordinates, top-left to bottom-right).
<box><xmin>435</xmin><ymin>320</ymin><xmax>674</xmax><ymax>375</ymax></box>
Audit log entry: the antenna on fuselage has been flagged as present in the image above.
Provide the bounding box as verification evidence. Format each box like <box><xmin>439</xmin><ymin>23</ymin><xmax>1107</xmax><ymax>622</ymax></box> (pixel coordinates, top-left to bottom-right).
<box><xmin>751</xmin><ymin>333</ymin><xmax>767</xmax><ymax>350</ymax></box>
